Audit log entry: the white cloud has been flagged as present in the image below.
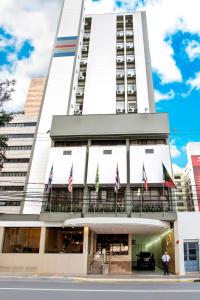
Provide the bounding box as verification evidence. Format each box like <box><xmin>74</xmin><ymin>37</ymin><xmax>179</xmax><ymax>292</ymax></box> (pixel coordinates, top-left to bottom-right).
<box><xmin>154</xmin><ymin>89</ymin><xmax>175</xmax><ymax>102</ymax></box>
<box><xmin>187</xmin><ymin>72</ymin><xmax>200</xmax><ymax>91</ymax></box>
<box><xmin>186</xmin><ymin>40</ymin><xmax>200</xmax><ymax>61</ymax></box>
<box><xmin>170</xmin><ymin>139</ymin><xmax>181</xmax><ymax>158</ymax></box>
<box><xmin>1</xmin><ymin>0</ymin><xmax>200</xmax><ymax>111</ymax></box>
<box><xmin>139</xmin><ymin>0</ymin><xmax>200</xmax><ymax>83</ymax></box>
<box><xmin>0</xmin><ymin>0</ymin><xmax>62</xmax><ymax>112</ymax></box>
<box><xmin>172</xmin><ymin>163</ymin><xmax>184</xmax><ymax>174</ymax></box>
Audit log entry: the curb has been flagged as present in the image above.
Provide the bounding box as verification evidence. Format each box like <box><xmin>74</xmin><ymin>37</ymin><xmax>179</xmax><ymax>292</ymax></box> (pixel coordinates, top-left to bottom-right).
<box><xmin>70</xmin><ymin>276</ymin><xmax>200</xmax><ymax>283</ymax></box>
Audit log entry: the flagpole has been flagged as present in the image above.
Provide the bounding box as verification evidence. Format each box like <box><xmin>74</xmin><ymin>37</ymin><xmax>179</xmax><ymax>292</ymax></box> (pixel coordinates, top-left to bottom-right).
<box><xmin>50</xmin><ymin>186</ymin><xmax>52</xmax><ymax>214</ymax></box>
<box><xmin>141</xmin><ymin>181</ymin><xmax>143</xmax><ymax>214</ymax></box>
<box><xmin>70</xmin><ymin>189</ymin><xmax>73</xmax><ymax>213</ymax></box>
<box><xmin>162</xmin><ymin>182</ymin><xmax>165</xmax><ymax>214</ymax></box>
<box><xmin>115</xmin><ymin>191</ymin><xmax>118</xmax><ymax>216</ymax></box>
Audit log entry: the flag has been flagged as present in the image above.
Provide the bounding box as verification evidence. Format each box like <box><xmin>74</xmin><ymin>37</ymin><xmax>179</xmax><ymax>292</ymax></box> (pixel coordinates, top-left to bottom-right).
<box><xmin>46</xmin><ymin>165</ymin><xmax>53</xmax><ymax>193</ymax></box>
<box><xmin>142</xmin><ymin>164</ymin><xmax>148</xmax><ymax>191</ymax></box>
<box><xmin>95</xmin><ymin>164</ymin><xmax>99</xmax><ymax>193</ymax></box>
<box><xmin>114</xmin><ymin>163</ymin><xmax>120</xmax><ymax>193</ymax></box>
<box><xmin>162</xmin><ymin>163</ymin><xmax>176</xmax><ymax>188</ymax></box>
<box><xmin>68</xmin><ymin>164</ymin><xmax>73</xmax><ymax>193</ymax></box>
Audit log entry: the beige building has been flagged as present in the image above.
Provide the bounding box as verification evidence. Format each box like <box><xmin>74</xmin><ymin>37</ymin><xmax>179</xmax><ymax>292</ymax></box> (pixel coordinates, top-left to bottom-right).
<box><xmin>0</xmin><ymin>78</ymin><xmax>46</xmax><ymax>214</ymax></box>
<box><xmin>24</xmin><ymin>77</ymin><xmax>46</xmax><ymax>117</ymax></box>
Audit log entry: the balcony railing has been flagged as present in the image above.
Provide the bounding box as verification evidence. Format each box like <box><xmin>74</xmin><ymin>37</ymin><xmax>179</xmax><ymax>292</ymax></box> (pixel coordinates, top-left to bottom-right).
<box><xmin>42</xmin><ymin>196</ymin><xmax>175</xmax><ymax>214</ymax></box>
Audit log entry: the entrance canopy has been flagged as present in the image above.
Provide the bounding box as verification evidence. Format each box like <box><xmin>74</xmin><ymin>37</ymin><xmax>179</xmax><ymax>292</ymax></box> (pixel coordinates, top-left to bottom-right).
<box><xmin>63</xmin><ymin>217</ymin><xmax>170</xmax><ymax>234</ymax></box>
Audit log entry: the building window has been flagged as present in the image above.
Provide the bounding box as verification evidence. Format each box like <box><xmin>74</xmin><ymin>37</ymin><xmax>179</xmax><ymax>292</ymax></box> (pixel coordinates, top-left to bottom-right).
<box><xmin>3</xmin><ymin>122</ymin><xmax>37</xmax><ymax>127</ymax></box>
<box><xmin>43</xmin><ymin>188</ymin><xmax>84</xmax><ymax>213</ymax></box>
<box><xmin>0</xmin><ymin>172</ymin><xmax>27</xmax><ymax>177</ymax></box>
<box><xmin>145</xmin><ymin>149</ymin><xmax>154</xmax><ymax>154</ymax></box>
<box><xmin>45</xmin><ymin>227</ymin><xmax>83</xmax><ymax>253</ymax></box>
<box><xmin>1</xmin><ymin>134</ymin><xmax>34</xmax><ymax>139</ymax></box>
<box><xmin>6</xmin><ymin>145</ymin><xmax>32</xmax><ymax>150</ymax></box>
<box><xmin>5</xmin><ymin>158</ymin><xmax>30</xmax><ymax>163</ymax></box>
<box><xmin>2</xmin><ymin>228</ymin><xmax>41</xmax><ymax>253</ymax></box>
<box><xmin>96</xmin><ymin>234</ymin><xmax>128</xmax><ymax>255</ymax></box>
<box><xmin>0</xmin><ymin>186</ymin><xmax>24</xmax><ymax>191</ymax></box>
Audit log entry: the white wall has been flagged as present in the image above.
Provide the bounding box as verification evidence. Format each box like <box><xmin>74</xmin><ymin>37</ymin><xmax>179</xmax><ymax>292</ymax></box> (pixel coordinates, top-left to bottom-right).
<box><xmin>83</xmin><ymin>14</ymin><xmax>116</xmax><ymax>114</ymax></box>
<box><xmin>23</xmin><ymin>0</ymin><xmax>84</xmax><ymax>214</ymax></box>
<box><xmin>87</xmin><ymin>146</ymin><xmax>127</xmax><ymax>184</ymax></box>
<box><xmin>134</xmin><ymin>12</ymin><xmax>153</xmax><ymax>113</ymax></box>
<box><xmin>45</xmin><ymin>147</ymin><xmax>86</xmax><ymax>185</ymax></box>
<box><xmin>174</xmin><ymin>212</ymin><xmax>200</xmax><ymax>275</ymax></box>
<box><xmin>130</xmin><ymin>145</ymin><xmax>172</xmax><ymax>183</ymax></box>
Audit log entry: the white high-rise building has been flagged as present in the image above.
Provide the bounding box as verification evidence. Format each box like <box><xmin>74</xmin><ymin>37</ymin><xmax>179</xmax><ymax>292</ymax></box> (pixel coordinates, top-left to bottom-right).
<box><xmin>23</xmin><ymin>0</ymin><xmax>173</xmax><ymax>216</ymax></box>
<box><xmin>1</xmin><ymin>0</ymin><xmax>200</xmax><ymax>276</ymax></box>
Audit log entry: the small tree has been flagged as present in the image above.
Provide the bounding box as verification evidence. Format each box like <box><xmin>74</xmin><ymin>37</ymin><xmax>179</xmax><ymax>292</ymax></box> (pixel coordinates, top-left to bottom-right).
<box><xmin>0</xmin><ymin>79</ymin><xmax>16</xmax><ymax>148</ymax></box>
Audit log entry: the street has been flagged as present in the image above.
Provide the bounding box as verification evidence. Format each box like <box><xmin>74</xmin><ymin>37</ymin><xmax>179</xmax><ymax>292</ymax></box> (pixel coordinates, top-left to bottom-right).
<box><xmin>0</xmin><ymin>277</ymin><xmax>199</xmax><ymax>300</ymax></box>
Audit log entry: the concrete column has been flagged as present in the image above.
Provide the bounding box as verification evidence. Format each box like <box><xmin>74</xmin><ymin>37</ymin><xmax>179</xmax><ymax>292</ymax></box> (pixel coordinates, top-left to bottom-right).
<box><xmin>0</xmin><ymin>227</ymin><xmax>4</xmax><ymax>253</ymax></box>
<box><xmin>83</xmin><ymin>226</ymin><xmax>89</xmax><ymax>274</ymax></box>
<box><xmin>174</xmin><ymin>220</ymin><xmax>185</xmax><ymax>275</ymax></box>
<box><xmin>126</xmin><ymin>139</ymin><xmax>132</xmax><ymax>214</ymax></box>
<box><xmin>128</xmin><ymin>234</ymin><xmax>132</xmax><ymax>260</ymax></box>
<box><xmin>39</xmin><ymin>227</ymin><xmax>46</xmax><ymax>254</ymax></box>
<box><xmin>83</xmin><ymin>140</ymin><xmax>91</xmax><ymax>213</ymax></box>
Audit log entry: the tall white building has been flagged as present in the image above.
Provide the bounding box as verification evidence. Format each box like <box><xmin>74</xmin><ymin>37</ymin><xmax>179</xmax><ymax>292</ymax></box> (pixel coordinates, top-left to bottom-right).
<box><xmin>0</xmin><ymin>0</ymin><xmax>199</xmax><ymax>276</ymax></box>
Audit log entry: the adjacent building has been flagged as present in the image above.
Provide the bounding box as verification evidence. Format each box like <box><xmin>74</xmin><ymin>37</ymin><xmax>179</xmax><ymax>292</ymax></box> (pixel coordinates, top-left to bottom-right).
<box><xmin>0</xmin><ymin>77</ymin><xmax>45</xmax><ymax>214</ymax></box>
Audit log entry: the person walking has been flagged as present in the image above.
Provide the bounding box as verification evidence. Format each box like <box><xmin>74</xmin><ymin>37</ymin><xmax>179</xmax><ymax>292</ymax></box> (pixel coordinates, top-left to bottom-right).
<box><xmin>161</xmin><ymin>251</ymin><xmax>171</xmax><ymax>275</ymax></box>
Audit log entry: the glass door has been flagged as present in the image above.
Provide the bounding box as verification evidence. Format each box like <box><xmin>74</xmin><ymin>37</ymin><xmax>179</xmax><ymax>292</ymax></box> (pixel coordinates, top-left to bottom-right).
<box><xmin>184</xmin><ymin>242</ymin><xmax>199</xmax><ymax>272</ymax></box>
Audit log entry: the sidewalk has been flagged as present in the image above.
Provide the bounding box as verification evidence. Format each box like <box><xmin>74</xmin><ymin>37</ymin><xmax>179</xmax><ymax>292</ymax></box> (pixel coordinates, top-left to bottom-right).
<box><xmin>0</xmin><ymin>273</ymin><xmax>199</xmax><ymax>283</ymax></box>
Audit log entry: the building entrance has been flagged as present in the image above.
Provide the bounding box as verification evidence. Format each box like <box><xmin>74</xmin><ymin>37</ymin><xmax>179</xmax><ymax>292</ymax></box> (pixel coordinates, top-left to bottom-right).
<box><xmin>132</xmin><ymin>230</ymin><xmax>175</xmax><ymax>274</ymax></box>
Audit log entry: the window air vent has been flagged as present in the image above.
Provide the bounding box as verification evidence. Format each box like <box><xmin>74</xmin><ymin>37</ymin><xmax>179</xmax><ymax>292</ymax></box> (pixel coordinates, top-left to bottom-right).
<box><xmin>103</xmin><ymin>150</ymin><xmax>112</xmax><ymax>155</ymax></box>
<box><xmin>145</xmin><ymin>149</ymin><xmax>154</xmax><ymax>154</ymax></box>
<box><xmin>63</xmin><ymin>150</ymin><xmax>72</xmax><ymax>155</ymax></box>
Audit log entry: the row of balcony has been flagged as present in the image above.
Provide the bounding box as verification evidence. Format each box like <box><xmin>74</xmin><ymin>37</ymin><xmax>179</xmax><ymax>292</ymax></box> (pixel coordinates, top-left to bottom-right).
<box><xmin>76</xmin><ymin>84</ymin><xmax>136</xmax><ymax>97</ymax></box>
<box><xmin>116</xmin><ymin>69</ymin><xmax>135</xmax><ymax>78</ymax></box>
<box><xmin>117</xmin><ymin>55</ymin><xmax>134</xmax><ymax>63</ymax></box>
<box><xmin>80</xmin><ymin>55</ymin><xmax>135</xmax><ymax>66</ymax></box>
<box><xmin>116</xmin><ymin>101</ymin><xmax>137</xmax><ymax>113</ymax></box>
<box><xmin>73</xmin><ymin>101</ymin><xmax>137</xmax><ymax>115</ymax></box>
<box><xmin>117</xmin><ymin>42</ymin><xmax>134</xmax><ymax>50</ymax></box>
<box><xmin>117</xmin><ymin>30</ymin><xmax>133</xmax><ymax>37</ymax></box>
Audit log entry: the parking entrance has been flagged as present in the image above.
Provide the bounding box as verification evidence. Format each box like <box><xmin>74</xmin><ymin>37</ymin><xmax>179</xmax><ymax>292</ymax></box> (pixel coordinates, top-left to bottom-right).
<box><xmin>132</xmin><ymin>230</ymin><xmax>175</xmax><ymax>274</ymax></box>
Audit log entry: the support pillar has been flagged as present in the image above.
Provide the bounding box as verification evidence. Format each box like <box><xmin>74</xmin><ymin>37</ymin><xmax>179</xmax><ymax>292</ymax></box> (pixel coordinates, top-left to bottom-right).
<box><xmin>0</xmin><ymin>227</ymin><xmax>4</xmax><ymax>253</ymax></box>
<box><xmin>39</xmin><ymin>227</ymin><xmax>46</xmax><ymax>254</ymax></box>
<box><xmin>83</xmin><ymin>226</ymin><xmax>89</xmax><ymax>274</ymax></box>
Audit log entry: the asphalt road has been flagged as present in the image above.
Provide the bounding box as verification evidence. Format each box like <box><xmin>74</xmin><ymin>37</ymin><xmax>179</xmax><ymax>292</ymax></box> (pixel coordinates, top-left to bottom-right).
<box><xmin>0</xmin><ymin>277</ymin><xmax>200</xmax><ymax>300</ymax></box>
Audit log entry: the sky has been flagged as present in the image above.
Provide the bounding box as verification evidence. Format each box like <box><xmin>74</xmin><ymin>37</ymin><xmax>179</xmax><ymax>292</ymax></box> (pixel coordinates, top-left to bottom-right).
<box><xmin>0</xmin><ymin>0</ymin><xmax>200</xmax><ymax>172</ymax></box>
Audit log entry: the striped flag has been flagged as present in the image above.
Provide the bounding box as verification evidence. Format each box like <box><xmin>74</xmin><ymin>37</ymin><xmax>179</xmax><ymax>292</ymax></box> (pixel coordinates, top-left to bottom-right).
<box><xmin>95</xmin><ymin>164</ymin><xmax>99</xmax><ymax>193</ymax></box>
<box><xmin>142</xmin><ymin>164</ymin><xmax>148</xmax><ymax>191</ymax></box>
<box><xmin>68</xmin><ymin>164</ymin><xmax>73</xmax><ymax>193</ymax></box>
<box><xmin>46</xmin><ymin>165</ymin><xmax>53</xmax><ymax>193</ymax></box>
<box><xmin>114</xmin><ymin>163</ymin><xmax>120</xmax><ymax>193</ymax></box>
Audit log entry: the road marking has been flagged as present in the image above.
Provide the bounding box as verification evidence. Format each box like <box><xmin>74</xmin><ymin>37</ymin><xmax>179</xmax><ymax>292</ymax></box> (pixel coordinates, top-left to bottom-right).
<box><xmin>0</xmin><ymin>288</ymin><xmax>199</xmax><ymax>293</ymax></box>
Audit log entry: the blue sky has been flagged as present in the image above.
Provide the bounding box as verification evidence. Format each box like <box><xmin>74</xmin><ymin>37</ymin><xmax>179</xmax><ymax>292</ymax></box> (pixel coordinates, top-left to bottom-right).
<box><xmin>0</xmin><ymin>0</ymin><xmax>200</xmax><ymax>171</ymax></box>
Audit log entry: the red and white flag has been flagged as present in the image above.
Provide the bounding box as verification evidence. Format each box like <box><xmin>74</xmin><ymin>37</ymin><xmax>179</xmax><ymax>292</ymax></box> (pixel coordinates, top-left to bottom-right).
<box><xmin>142</xmin><ymin>164</ymin><xmax>148</xmax><ymax>191</ymax></box>
<box><xmin>114</xmin><ymin>163</ymin><xmax>120</xmax><ymax>193</ymax></box>
<box><xmin>68</xmin><ymin>164</ymin><xmax>73</xmax><ymax>193</ymax></box>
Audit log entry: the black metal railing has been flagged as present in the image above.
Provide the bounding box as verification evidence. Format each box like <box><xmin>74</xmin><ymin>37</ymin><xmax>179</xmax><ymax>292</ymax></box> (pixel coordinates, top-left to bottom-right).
<box><xmin>42</xmin><ymin>195</ymin><xmax>175</xmax><ymax>214</ymax></box>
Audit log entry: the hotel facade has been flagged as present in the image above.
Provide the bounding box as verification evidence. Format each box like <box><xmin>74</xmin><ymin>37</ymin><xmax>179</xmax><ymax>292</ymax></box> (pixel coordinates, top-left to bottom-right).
<box><xmin>0</xmin><ymin>0</ymin><xmax>199</xmax><ymax>276</ymax></box>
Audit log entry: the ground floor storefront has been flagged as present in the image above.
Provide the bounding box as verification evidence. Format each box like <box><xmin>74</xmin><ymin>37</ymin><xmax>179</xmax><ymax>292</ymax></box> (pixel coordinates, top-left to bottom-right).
<box><xmin>0</xmin><ymin>214</ymin><xmax>199</xmax><ymax>275</ymax></box>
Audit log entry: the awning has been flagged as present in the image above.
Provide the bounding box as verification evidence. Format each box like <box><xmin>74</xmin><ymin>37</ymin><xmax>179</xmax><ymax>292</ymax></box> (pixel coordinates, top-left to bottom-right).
<box><xmin>63</xmin><ymin>217</ymin><xmax>170</xmax><ymax>234</ymax></box>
